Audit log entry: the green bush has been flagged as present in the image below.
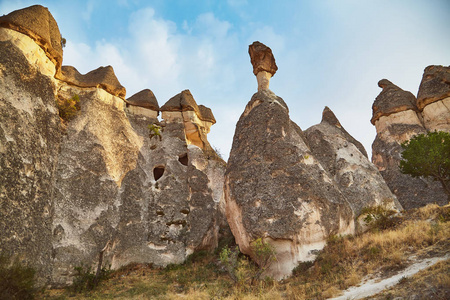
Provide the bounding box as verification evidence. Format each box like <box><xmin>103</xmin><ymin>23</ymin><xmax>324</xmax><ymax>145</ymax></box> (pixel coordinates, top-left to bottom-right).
<box><xmin>0</xmin><ymin>254</ymin><xmax>36</xmax><ymax>300</ymax></box>
<box><xmin>360</xmin><ymin>204</ymin><xmax>397</xmax><ymax>230</ymax></box>
<box><xmin>69</xmin><ymin>263</ymin><xmax>111</xmax><ymax>293</ymax></box>
<box><xmin>148</xmin><ymin>124</ymin><xmax>162</xmax><ymax>140</ymax></box>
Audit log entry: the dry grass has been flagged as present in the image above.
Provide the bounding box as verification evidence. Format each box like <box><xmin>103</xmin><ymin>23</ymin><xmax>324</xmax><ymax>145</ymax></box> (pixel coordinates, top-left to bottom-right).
<box><xmin>39</xmin><ymin>204</ymin><xmax>450</xmax><ymax>300</ymax></box>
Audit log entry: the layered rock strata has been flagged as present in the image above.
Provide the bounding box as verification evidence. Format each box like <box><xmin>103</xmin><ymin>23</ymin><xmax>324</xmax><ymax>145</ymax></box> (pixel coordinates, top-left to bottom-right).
<box><xmin>0</xmin><ymin>5</ymin><xmax>225</xmax><ymax>286</ymax></box>
<box><xmin>225</xmin><ymin>89</ymin><xmax>355</xmax><ymax>280</ymax></box>
<box><xmin>305</xmin><ymin>107</ymin><xmax>402</xmax><ymax>219</ymax></box>
<box><xmin>371</xmin><ymin>78</ymin><xmax>448</xmax><ymax>209</ymax></box>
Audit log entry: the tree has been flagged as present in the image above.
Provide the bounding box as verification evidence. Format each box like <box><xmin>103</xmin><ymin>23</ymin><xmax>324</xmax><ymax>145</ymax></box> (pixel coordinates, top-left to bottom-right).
<box><xmin>399</xmin><ymin>131</ymin><xmax>450</xmax><ymax>199</ymax></box>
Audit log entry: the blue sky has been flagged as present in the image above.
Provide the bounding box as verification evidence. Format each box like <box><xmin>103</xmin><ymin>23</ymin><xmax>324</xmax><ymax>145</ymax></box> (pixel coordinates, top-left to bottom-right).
<box><xmin>1</xmin><ymin>0</ymin><xmax>449</xmax><ymax>159</ymax></box>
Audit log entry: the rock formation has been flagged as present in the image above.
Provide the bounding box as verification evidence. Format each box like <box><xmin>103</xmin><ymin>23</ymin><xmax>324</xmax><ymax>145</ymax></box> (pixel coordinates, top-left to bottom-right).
<box><xmin>0</xmin><ymin>5</ymin><xmax>225</xmax><ymax>287</ymax></box>
<box><xmin>417</xmin><ymin>65</ymin><xmax>450</xmax><ymax>132</ymax></box>
<box><xmin>371</xmin><ymin>77</ymin><xmax>448</xmax><ymax>209</ymax></box>
<box><xmin>248</xmin><ymin>41</ymin><xmax>278</xmax><ymax>91</ymax></box>
<box><xmin>224</xmin><ymin>43</ymin><xmax>357</xmax><ymax>279</ymax></box>
<box><xmin>305</xmin><ymin>107</ymin><xmax>402</xmax><ymax>219</ymax></box>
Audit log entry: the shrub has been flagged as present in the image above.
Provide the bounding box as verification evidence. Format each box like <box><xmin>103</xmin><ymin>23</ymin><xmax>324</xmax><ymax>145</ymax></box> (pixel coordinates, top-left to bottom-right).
<box><xmin>148</xmin><ymin>124</ymin><xmax>162</xmax><ymax>140</ymax></box>
<box><xmin>360</xmin><ymin>204</ymin><xmax>398</xmax><ymax>231</ymax></box>
<box><xmin>70</xmin><ymin>263</ymin><xmax>111</xmax><ymax>293</ymax></box>
<box><xmin>56</xmin><ymin>94</ymin><xmax>80</xmax><ymax>122</ymax></box>
<box><xmin>0</xmin><ymin>254</ymin><xmax>36</xmax><ymax>300</ymax></box>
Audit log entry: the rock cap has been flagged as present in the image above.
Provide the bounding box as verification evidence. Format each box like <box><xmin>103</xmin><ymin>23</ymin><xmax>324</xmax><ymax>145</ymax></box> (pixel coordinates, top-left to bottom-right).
<box><xmin>248</xmin><ymin>41</ymin><xmax>278</xmax><ymax>76</ymax></box>
<box><xmin>416</xmin><ymin>65</ymin><xmax>450</xmax><ymax>110</ymax></box>
<box><xmin>0</xmin><ymin>5</ymin><xmax>63</xmax><ymax>73</ymax></box>
<box><xmin>126</xmin><ymin>89</ymin><xmax>159</xmax><ymax>111</ymax></box>
<box><xmin>56</xmin><ymin>65</ymin><xmax>126</xmax><ymax>98</ymax></box>
<box><xmin>371</xmin><ymin>79</ymin><xmax>417</xmax><ymax>124</ymax></box>
<box><xmin>161</xmin><ymin>90</ymin><xmax>216</xmax><ymax>124</ymax></box>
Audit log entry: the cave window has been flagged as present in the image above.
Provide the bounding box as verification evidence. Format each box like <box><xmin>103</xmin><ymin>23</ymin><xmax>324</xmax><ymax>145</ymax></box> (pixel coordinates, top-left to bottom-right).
<box><xmin>178</xmin><ymin>153</ymin><xmax>188</xmax><ymax>166</ymax></box>
<box><xmin>153</xmin><ymin>166</ymin><xmax>165</xmax><ymax>181</ymax></box>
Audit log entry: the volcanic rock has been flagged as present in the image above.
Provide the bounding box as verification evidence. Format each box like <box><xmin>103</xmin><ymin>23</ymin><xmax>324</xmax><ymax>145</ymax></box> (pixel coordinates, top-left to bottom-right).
<box><xmin>417</xmin><ymin>65</ymin><xmax>450</xmax><ymax>132</ymax></box>
<box><xmin>0</xmin><ymin>5</ymin><xmax>63</xmax><ymax>73</ymax></box>
<box><xmin>57</xmin><ymin>65</ymin><xmax>126</xmax><ymax>98</ymax></box>
<box><xmin>224</xmin><ymin>90</ymin><xmax>354</xmax><ymax>279</ymax></box>
<box><xmin>249</xmin><ymin>41</ymin><xmax>278</xmax><ymax>91</ymax></box>
<box><xmin>305</xmin><ymin>107</ymin><xmax>402</xmax><ymax>219</ymax></box>
<box><xmin>371</xmin><ymin>80</ymin><xmax>448</xmax><ymax>209</ymax></box>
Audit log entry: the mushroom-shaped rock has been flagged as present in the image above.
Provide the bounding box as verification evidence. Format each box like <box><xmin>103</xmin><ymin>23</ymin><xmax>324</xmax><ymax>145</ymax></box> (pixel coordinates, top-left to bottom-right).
<box><xmin>0</xmin><ymin>5</ymin><xmax>63</xmax><ymax>74</ymax></box>
<box><xmin>161</xmin><ymin>90</ymin><xmax>216</xmax><ymax>149</ymax></box>
<box><xmin>417</xmin><ymin>65</ymin><xmax>450</xmax><ymax>110</ymax></box>
<box><xmin>304</xmin><ymin>107</ymin><xmax>401</xmax><ymax>219</ymax></box>
<box><xmin>57</xmin><ymin>65</ymin><xmax>126</xmax><ymax>98</ymax></box>
<box><xmin>126</xmin><ymin>89</ymin><xmax>159</xmax><ymax>110</ymax></box>
<box><xmin>249</xmin><ymin>41</ymin><xmax>278</xmax><ymax>91</ymax></box>
<box><xmin>371</xmin><ymin>79</ymin><xmax>417</xmax><ymax>125</ymax></box>
<box><xmin>225</xmin><ymin>89</ymin><xmax>354</xmax><ymax>279</ymax></box>
<box><xmin>416</xmin><ymin>65</ymin><xmax>450</xmax><ymax>132</ymax></box>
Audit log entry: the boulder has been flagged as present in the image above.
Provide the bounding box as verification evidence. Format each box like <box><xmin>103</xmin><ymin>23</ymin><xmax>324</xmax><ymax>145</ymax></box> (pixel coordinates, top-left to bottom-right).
<box><xmin>304</xmin><ymin>107</ymin><xmax>402</xmax><ymax>219</ymax></box>
<box><xmin>371</xmin><ymin>80</ymin><xmax>448</xmax><ymax>209</ymax></box>
<box><xmin>0</xmin><ymin>5</ymin><xmax>63</xmax><ymax>74</ymax></box>
<box><xmin>225</xmin><ymin>90</ymin><xmax>354</xmax><ymax>279</ymax></box>
<box><xmin>417</xmin><ymin>65</ymin><xmax>450</xmax><ymax>132</ymax></box>
<box><xmin>56</xmin><ymin>65</ymin><xmax>126</xmax><ymax>99</ymax></box>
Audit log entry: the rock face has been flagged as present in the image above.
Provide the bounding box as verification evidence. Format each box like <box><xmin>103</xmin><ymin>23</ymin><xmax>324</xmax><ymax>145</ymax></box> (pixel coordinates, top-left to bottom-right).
<box><xmin>249</xmin><ymin>41</ymin><xmax>278</xmax><ymax>91</ymax></box>
<box><xmin>225</xmin><ymin>90</ymin><xmax>354</xmax><ymax>279</ymax></box>
<box><xmin>0</xmin><ymin>31</ymin><xmax>61</xmax><ymax>286</ymax></box>
<box><xmin>371</xmin><ymin>77</ymin><xmax>448</xmax><ymax>209</ymax></box>
<box><xmin>305</xmin><ymin>107</ymin><xmax>402</xmax><ymax>218</ymax></box>
<box><xmin>0</xmin><ymin>5</ymin><xmax>225</xmax><ymax>287</ymax></box>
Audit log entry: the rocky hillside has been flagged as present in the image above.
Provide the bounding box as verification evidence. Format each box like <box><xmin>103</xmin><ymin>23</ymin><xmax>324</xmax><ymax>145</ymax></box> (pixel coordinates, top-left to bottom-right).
<box><xmin>0</xmin><ymin>4</ymin><xmax>448</xmax><ymax>290</ymax></box>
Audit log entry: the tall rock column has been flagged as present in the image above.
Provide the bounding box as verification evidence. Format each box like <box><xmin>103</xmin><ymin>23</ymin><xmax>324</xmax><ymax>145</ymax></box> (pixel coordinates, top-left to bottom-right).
<box><xmin>370</xmin><ymin>79</ymin><xmax>447</xmax><ymax>209</ymax></box>
<box><xmin>224</xmin><ymin>42</ymin><xmax>354</xmax><ymax>280</ymax></box>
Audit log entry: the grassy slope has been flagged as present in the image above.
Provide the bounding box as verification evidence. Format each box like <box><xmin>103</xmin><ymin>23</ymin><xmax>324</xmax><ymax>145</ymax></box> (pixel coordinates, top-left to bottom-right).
<box><xmin>40</xmin><ymin>204</ymin><xmax>450</xmax><ymax>300</ymax></box>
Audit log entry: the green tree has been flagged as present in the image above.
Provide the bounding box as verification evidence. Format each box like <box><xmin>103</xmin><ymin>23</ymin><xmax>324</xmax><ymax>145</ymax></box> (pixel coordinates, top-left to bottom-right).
<box><xmin>399</xmin><ymin>131</ymin><xmax>450</xmax><ymax>199</ymax></box>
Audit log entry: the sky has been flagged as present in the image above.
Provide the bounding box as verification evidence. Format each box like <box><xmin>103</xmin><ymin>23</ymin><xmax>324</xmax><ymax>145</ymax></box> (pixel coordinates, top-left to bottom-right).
<box><xmin>1</xmin><ymin>0</ymin><xmax>449</xmax><ymax>160</ymax></box>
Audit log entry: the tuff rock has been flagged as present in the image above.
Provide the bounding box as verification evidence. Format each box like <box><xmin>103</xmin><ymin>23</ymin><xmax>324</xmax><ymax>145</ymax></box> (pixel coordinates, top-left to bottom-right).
<box><xmin>249</xmin><ymin>41</ymin><xmax>278</xmax><ymax>91</ymax></box>
<box><xmin>0</xmin><ymin>5</ymin><xmax>225</xmax><ymax>287</ymax></box>
<box><xmin>224</xmin><ymin>89</ymin><xmax>355</xmax><ymax>279</ymax></box>
<box><xmin>417</xmin><ymin>65</ymin><xmax>450</xmax><ymax>132</ymax></box>
<box><xmin>371</xmin><ymin>77</ymin><xmax>448</xmax><ymax>209</ymax></box>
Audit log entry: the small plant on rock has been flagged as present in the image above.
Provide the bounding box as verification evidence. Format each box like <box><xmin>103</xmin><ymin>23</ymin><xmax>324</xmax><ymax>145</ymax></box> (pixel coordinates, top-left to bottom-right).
<box><xmin>56</xmin><ymin>94</ymin><xmax>80</xmax><ymax>122</ymax></box>
<box><xmin>70</xmin><ymin>263</ymin><xmax>111</xmax><ymax>293</ymax></box>
<box><xmin>148</xmin><ymin>123</ymin><xmax>162</xmax><ymax>140</ymax></box>
<box><xmin>0</xmin><ymin>254</ymin><xmax>37</xmax><ymax>300</ymax></box>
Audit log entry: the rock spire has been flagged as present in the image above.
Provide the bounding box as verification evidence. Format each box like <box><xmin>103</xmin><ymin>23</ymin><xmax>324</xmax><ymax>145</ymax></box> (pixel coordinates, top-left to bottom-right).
<box><xmin>248</xmin><ymin>41</ymin><xmax>278</xmax><ymax>91</ymax></box>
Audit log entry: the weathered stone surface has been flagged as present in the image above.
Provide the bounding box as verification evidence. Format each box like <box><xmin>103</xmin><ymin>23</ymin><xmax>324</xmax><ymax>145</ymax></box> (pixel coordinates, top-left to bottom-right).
<box><xmin>56</xmin><ymin>65</ymin><xmax>126</xmax><ymax>99</ymax></box>
<box><xmin>421</xmin><ymin>97</ymin><xmax>450</xmax><ymax>132</ymax></box>
<box><xmin>225</xmin><ymin>90</ymin><xmax>354</xmax><ymax>279</ymax></box>
<box><xmin>416</xmin><ymin>65</ymin><xmax>450</xmax><ymax>110</ymax></box>
<box><xmin>0</xmin><ymin>39</ymin><xmax>61</xmax><ymax>285</ymax></box>
<box><xmin>248</xmin><ymin>41</ymin><xmax>278</xmax><ymax>76</ymax></box>
<box><xmin>0</xmin><ymin>5</ymin><xmax>63</xmax><ymax>73</ymax></box>
<box><xmin>371</xmin><ymin>79</ymin><xmax>418</xmax><ymax>125</ymax></box>
<box><xmin>125</xmin><ymin>89</ymin><xmax>159</xmax><ymax>110</ymax></box>
<box><xmin>51</xmin><ymin>84</ymin><xmax>225</xmax><ymax>285</ymax></box>
<box><xmin>305</xmin><ymin>107</ymin><xmax>402</xmax><ymax>219</ymax></box>
<box><xmin>371</xmin><ymin>81</ymin><xmax>448</xmax><ymax>209</ymax></box>
<box><xmin>0</xmin><ymin>9</ymin><xmax>225</xmax><ymax>287</ymax></box>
